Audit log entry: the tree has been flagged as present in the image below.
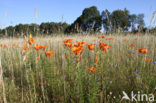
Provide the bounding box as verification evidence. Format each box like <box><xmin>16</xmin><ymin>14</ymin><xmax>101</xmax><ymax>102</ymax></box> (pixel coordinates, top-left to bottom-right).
<box><xmin>129</xmin><ymin>14</ymin><xmax>137</xmax><ymax>32</ymax></box>
<box><xmin>0</xmin><ymin>7</ymin><xmax>145</xmax><ymax>36</ymax></box>
<box><xmin>6</xmin><ymin>26</ymin><xmax>14</xmax><ymax>37</ymax></box>
<box><xmin>101</xmin><ymin>9</ymin><xmax>112</xmax><ymax>33</ymax></box>
<box><xmin>65</xmin><ymin>6</ymin><xmax>101</xmax><ymax>34</ymax></box>
<box><xmin>28</xmin><ymin>24</ymin><xmax>39</xmax><ymax>36</ymax></box>
<box><xmin>136</xmin><ymin>14</ymin><xmax>145</xmax><ymax>32</ymax></box>
<box><xmin>111</xmin><ymin>9</ymin><xmax>131</xmax><ymax>33</ymax></box>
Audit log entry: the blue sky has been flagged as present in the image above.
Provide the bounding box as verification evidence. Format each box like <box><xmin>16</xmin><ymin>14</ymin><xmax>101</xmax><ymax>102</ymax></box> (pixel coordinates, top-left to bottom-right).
<box><xmin>0</xmin><ymin>0</ymin><xmax>156</xmax><ymax>28</ymax></box>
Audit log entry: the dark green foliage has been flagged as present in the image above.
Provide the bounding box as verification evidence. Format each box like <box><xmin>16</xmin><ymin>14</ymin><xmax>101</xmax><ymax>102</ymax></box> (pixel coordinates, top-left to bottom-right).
<box><xmin>0</xmin><ymin>6</ymin><xmax>147</xmax><ymax>36</ymax></box>
<box><xmin>40</xmin><ymin>22</ymin><xmax>68</xmax><ymax>35</ymax></box>
<box><xmin>111</xmin><ymin>9</ymin><xmax>131</xmax><ymax>32</ymax></box>
<box><xmin>101</xmin><ymin>9</ymin><xmax>112</xmax><ymax>33</ymax></box>
<box><xmin>101</xmin><ymin>8</ymin><xmax>145</xmax><ymax>33</ymax></box>
<box><xmin>65</xmin><ymin>6</ymin><xmax>102</xmax><ymax>34</ymax></box>
<box><xmin>0</xmin><ymin>22</ymin><xmax>69</xmax><ymax>37</ymax></box>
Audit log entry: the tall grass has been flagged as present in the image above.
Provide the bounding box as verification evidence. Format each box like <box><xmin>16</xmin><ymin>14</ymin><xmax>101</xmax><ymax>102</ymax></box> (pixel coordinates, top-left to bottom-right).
<box><xmin>0</xmin><ymin>34</ymin><xmax>156</xmax><ymax>103</ymax></box>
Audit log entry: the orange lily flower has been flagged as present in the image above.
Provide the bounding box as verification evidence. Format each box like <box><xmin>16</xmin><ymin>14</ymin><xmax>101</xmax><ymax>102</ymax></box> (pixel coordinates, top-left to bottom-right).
<box><xmin>76</xmin><ymin>41</ymin><xmax>85</xmax><ymax>47</ymax></box>
<box><xmin>64</xmin><ymin>39</ymin><xmax>72</xmax><ymax>48</ymax></box>
<box><xmin>0</xmin><ymin>44</ymin><xmax>3</xmax><ymax>47</ymax></box>
<box><xmin>65</xmin><ymin>56</ymin><xmax>68</xmax><ymax>59</ymax></box>
<box><xmin>28</xmin><ymin>37</ymin><xmax>35</xmax><ymax>45</ymax></box>
<box><xmin>145</xmin><ymin>59</ymin><xmax>150</xmax><ymax>62</ymax></box>
<box><xmin>106</xmin><ymin>37</ymin><xmax>115</xmax><ymax>40</ymax></box>
<box><xmin>96</xmin><ymin>56</ymin><xmax>98</xmax><ymax>64</ymax></box>
<box><xmin>71</xmin><ymin>45</ymin><xmax>84</xmax><ymax>55</ymax></box>
<box><xmin>34</xmin><ymin>44</ymin><xmax>41</xmax><ymax>51</ymax></box>
<box><xmin>98</xmin><ymin>36</ymin><xmax>105</xmax><ymax>39</ymax></box>
<box><xmin>40</xmin><ymin>45</ymin><xmax>47</xmax><ymax>50</ymax></box>
<box><xmin>137</xmin><ymin>48</ymin><xmax>147</xmax><ymax>54</ymax></box>
<box><xmin>99</xmin><ymin>42</ymin><xmax>111</xmax><ymax>53</ymax></box>
<box><xmin>45</xmin><ymin>51</ymin><xmax>54</xmax><ymax>58</ymax></box>
<box><xmin>88</xmin><ymin>67</ymin><xmax>95</xmax><ymax>73</ymax></box>
<box><xmin>36</xmin><ymin>56</ymin><xmax>39</xmax><ymax>60</ymax></box>
<box><xmin>129</xmin><ymin>44</ymin><xmax>135</xmax><ymax>47</ymax></box>
<box><xmin>4</xmin><ymin>44</ymin><xmax>8</xmax><ymax>48</ymax></box>
<box><xmin>86</xmin><ymin>44</ymin><xmax>95</xmax><ymax>51</ymax></box>
<box><xmin>23</xmin><ymin>45</ymin><xmax>28</xmax><ymax>50</ymax></box>
<box><xmin>13</xmin><ymin>43</ymin><xmax>18</xmax><ymax>47</ymax></box>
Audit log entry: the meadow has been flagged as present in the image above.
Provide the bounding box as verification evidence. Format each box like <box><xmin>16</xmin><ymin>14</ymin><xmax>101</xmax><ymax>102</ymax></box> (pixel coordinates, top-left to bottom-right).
<box><xmin>0</xmin><ymin>34</ymin><xmax>156</xmax><ymax>103</ymax></box>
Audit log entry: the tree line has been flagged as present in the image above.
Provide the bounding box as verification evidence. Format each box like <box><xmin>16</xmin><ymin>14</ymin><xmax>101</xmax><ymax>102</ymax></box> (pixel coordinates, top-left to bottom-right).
<box><xmin>65</xmin><ymin>6</ymin><xmax>145</xmax><ymax>34</ymax></box>
<box><xmin>0</xmin><ymin>6</ymin><xmax>155</xmax><ymax>37</ymax></box>
<box><xmin>0</xmin><ymin>22</ymin><xmax>69</xmax><ymax>37</ymax></box>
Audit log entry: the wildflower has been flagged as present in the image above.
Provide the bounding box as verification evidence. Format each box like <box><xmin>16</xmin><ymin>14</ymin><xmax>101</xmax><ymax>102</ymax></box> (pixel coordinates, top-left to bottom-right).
<box><xmin>45</xmin><ymin>51</ymin><xmax>54</xmax><ymax>58</ymax></box>
<box><xmin>132</xmin><ymin>52</ymin><xmax>136</xmax><ymax>54</ymax></box>
<box><xmin>34</xmin><ymin>44</ymin><xmax>41</xmax><ymax>51</ymax></box>
<box><xmin>131</xmin><ymin>92</ymin><xmax>135</xmax><ymax>97</ymax></box>
<box><xmin>73</xmin><ymin>61</ymin><xmax>76</xmax><ymax>65</ymax></box>
<box><xmin>145</xmin><ymin>59</ymin><xmax>150</xmax><ymax>62</ymax></box>
<box><xmin>121</xmin><ymin>59</ymin><xmax>125</xmax><ymax>62</ymax></box>
<box><xmin>4</xmin><ymin>44</ymin><xmax>8</xmax><ymax>48</ymax></box>
<box><xmin>36</xmin><ymin>56</ymin><xmax>39</xmax><ymax>60</ymax></box>
<box><xmin>110</xmin><ymin>92</ymin><xmax>112</xmax><ymax>95</ymax></box>
<box><xmin>88</xmin><ymin>67</ymin><xmax>95</xmax><ymax>73</ymax></box>
<box><xmin>98</xmin><ymin>36</ymin><xmax>105</xmax><ymax>39</ymax></box>
<box><xmin>13</xmin><ymin>43</ymin><xmax>18</xmax><ymax>47</ymax></box>
<box><xmin>136</xmin><ymin>74</ymin><xmax>139</xmax><ymax>78</ymax></box>
<box><xmin>71</xmin><ymin>44</ymin><xmax>84</xmax><ymax>55</ymax></box>
<box><xmin>86</xmin><ymin>44</ymin><xmax>95</xmax><ymax>51</ymax></box>
<box><xmin>137</xmin><ymin>48</ymin><xmax>147</xmax><ymax>54</ymax></box>
<box><xmin>117</xmin><ymin>60</ymin><xmax>121</xmax><ymax>63</ymax></box>
<box><xmin>136</xmin><ymin>70</ymin><xmax>139</xmax><ymax>74</ymax></box>
<box><xmin>0</xmin><ymin>44</ymin><xmax>3</xmax><ymax>47</ymax></box>
<box><xmin>40</xmin><ymin>45</ymin><xmax>47</xmax><ymax>50</ymax></box>
<box><xmin>99</xmin><ymin>42</ymin><xmax>111</xmax><ymax>53</ymax></box>
<box><xmin>129</xmin><ymin>44</ymin><xmax>135</xmax><ymax>47</ymax></box>
<box><xmin>154</xmin><ymin>61</ymin><xmax>156</xmax><ymax>64</ymax></box>
<box><xmin>64</xmin><ymin>39</ymin><xmax>72</xmax><ymax>48</ymax></box>
<box><xmin>65</xmin><ymin>56</ymin><xmax>68</xmax><ymax>59</ymax></box>
<box><xmin>106</xmin><ymin>37</ymin><xmax>115</xmax><ymax>40</ymax></box>
<box><xmin>96</xmin><ymin>56</ymin><xmax>98</xmax><ymax>64</ymax></box>
<box><xmin>28</xmin><ymin>35</ymin><xmax>35</xmax><ymax>45</ymax></box>
<box><xmin>76</xmin><ymin>41</ymin><xmax>85</xmax><ymax>47</ymax></box>
<box><xmin>23</xmin><ymin>45</ymin><xmax>28</xmax><ymax>50</ymax></box>
<box><xmin>24</xmin><ymin>36</ymin><xmax>27</xmax><ymax>41</ymax></box>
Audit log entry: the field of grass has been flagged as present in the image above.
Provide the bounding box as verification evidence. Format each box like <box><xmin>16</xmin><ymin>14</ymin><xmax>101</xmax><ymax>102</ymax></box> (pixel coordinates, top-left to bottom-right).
<box><xmin>0</xmin><ymin>34</ymin><xmax>156</xmax><ymax>103</ymax></box>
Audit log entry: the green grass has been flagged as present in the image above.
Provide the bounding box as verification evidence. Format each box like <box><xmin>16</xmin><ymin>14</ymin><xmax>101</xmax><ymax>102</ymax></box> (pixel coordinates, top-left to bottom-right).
<box><xmin>0</xmin><ymin>34</ymin><xmax>156</xmax><ymax>103</ymax></box>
